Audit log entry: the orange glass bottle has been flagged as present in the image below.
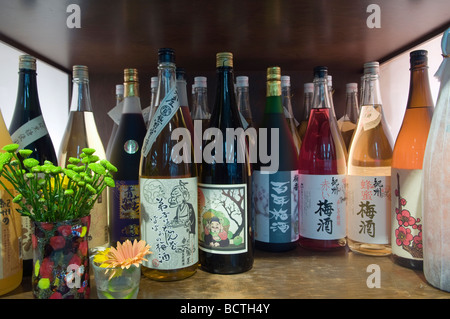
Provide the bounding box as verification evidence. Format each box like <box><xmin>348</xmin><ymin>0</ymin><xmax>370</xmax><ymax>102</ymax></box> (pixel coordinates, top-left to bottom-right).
<box><xmin>391</xmin><ymin>50</ymin><xmax>434</xmax><ymax>270</ymax></box>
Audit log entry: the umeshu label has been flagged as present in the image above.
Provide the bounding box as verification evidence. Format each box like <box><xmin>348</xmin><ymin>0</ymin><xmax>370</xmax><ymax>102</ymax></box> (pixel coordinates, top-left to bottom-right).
<box><xmin>347</xmin><ymin>175</ymin><xmax>391</xmax><ymax>244</ymax></box>
<box><xmin>10</xmin><ymin>115</ymin><xmax>49</xmax><ymax>149</ymax></box>
<box><xmin>198</xmin><ymin>183</ymin><xmax>248</xmax><ymax>255</ymax></box>
<box><xmin>140</xmin><ymin>177</ymin><xmax>198</xmax><ymax>270</ymax></box>
<box><xmin>253</xmin><ymin>170</ymin><xmax>299</xmax><ymax>244</ymax></box>
<box><xmin>142</xmin><ymin>86</ymin><xmax>180</xmax><ymax>157</ymax></box>
<box><xmin>391</xmin><ymin>168</ymin><xmax>423</xmax><ymax>260</ymax></box>
<box><xmin>299</xmin><ymin>174</ymin><xmax>346</xmax><ymax>240</ymax></box>
<box><xmin>111</xmin><ymin>180</ymin><xmax>140</xmax><ymax>243</ymax></box>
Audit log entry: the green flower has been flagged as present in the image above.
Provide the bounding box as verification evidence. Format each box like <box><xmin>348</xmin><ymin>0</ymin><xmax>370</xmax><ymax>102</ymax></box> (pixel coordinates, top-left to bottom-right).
<box><xmin>0</xmin><ymin>152</ymin><xmax>13</xmax><ymax>165</ymax></box>
<box><xmin>2</xmin><ymin>144</ymin><xmax>19</xmax><ymax>153</ymax></box>
<box><xmin>86</xmin><ymin>184</ymin><xmax>97</xmax><ymax>194</ymax></box>
<box><xmin>23</xmin><ymin>158</ymin><xmax>40</xmax><ymax>169</ymax></box>
<box><xmin>64</xmin><ymin>189</ymin><xmax>74</xmax><ymax>196</ymax></box>
<box><xmin>88</xmin><ymin>163</ymin><xmax>106</xmax><ymax>175</ymax></box>
<box><xmin>104</xmin><ymin>177</ymin><xmax>115</xmax><ymax>187</ymax></box>
<box><xmin>18</xmin><ymin>149</ymin><xmax>33</xmax><ymax>158</ymax></box>
<box><xmin>68</xmin><ymin>157</ymin><xmax>81</xmax><ymax>165</ymax></box>
<box><xmin>12</xmin><ymin>194</ymin><xmax>23</xmax><ymax>203</ymax></box>
<box><xmin>100</xmin><ymin>159</ymin><xmax>118</xmax><ymax>173</ymax></box>
<box><xmin>82</xmin><ymin>148</ymin><xmax>96</xmax><ymax>156</ymax></box>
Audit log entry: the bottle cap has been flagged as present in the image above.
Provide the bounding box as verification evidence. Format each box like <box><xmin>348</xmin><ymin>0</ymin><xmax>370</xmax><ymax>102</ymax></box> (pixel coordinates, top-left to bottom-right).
<box><xmin>236</xmin><ymin>76</ymin><xmax>249</xmax><ymax>87</ymax></box>
<box><xmin>313</xmin><ymin>66</ymin><xmax>328</xmax><ymax>78</ymax></box>
<box><xmin>116</xmin><ymin>84</ymin><xmax>124</xmax><ymax>95</ymax></box>
<box><xmin>363</xmin><ymin>61</ymin><xmax>379</xmax><ymax>75</ymax></box>
<box><xmin>410</xmin><ymin>49</ymin><xmax>428</xmax><ymax>68</ymax></box>
<box><xmin>304</xmin><ymin>83</ymin><xmax>314</xmax><ymax>93</ymax></box>
<box><xmin>124</xmin><ymin>68</ymin><xmax>139</xmax><ymax>82</ymax></box>
<box><xmin>194</xmin><ymin>76</ymin><xmax>207</xmax><ymax>88</ymax></box>
<box><xmin>216</xmin><ymin>52</ymin><xmax>233</xmax><ymax>68</ymax></box>
<box><xmin>346</xmin><ymin>83</ymin><xmax>358</xmax><ymax>92</ymax></box>
<box><xmin>19</xmin><ymin>55</ymin><xmax>36</xmax><ymax>70</ymax></box>
<box><xmin>176</xmin><ymin>67</ymin><xmax>186</xmax><ymax>81</ymax></box>
<box><xmin>158</xmin><ymin>48</ymin><xmax>175</xmax><ymax>64</ymax></box>
<box><xmin>73</xmin><ymin>65</ymin><xmax>89</xmax><ymax>80</ymax></box>
<box><xmin>281</xmin><ymin>75</ymin><xmax>290</xmax><ymax>87</ymax></box>
<box><xmin>150</xmin><ymin>76</ymin><xmax>158</xmax><ymax>88</ymax></box>
<box><xmin>327</xmin><ymin>75</ymin><xmax>333</xmax><ymax>88</ymax></box>
<box><xmin>267</xmin><ymin>66</ymin><xmax>281</xmax><ymax>81</ymax></box>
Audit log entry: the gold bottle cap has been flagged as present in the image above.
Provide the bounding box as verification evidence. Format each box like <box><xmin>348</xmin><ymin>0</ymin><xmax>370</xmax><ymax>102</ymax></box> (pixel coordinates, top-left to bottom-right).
<box><xmin>124</xmin><ymin>68</ymin><xmax>139</xmax><ymax>83</ymax></box>
<box><xmin>19</xmin><ymin>55</ymin><xmax>36</xmax><ymax>70</ymax></box>
<box><xmin>266</xmin><ymin>66</ymin><xmax>281</xmax><ymax>81</ymax></box>
<box><xmin>216</xmin><ymin>52</ymin><xmax>233</xmax><ymax>68</ymax></box>
<box><xmin>124</xmin><ymin>68</ymin><xmax>139</xmax><ymax>97</ymax></box>
<box><xmin>266</xmin><ymin>66</ymin><xmax>281</xmax><ymax>97</ymax></box>
<box><xmin>72</xmin><ymin>65</ymin><xmax>89</xmax><ymax>80</ymax></box>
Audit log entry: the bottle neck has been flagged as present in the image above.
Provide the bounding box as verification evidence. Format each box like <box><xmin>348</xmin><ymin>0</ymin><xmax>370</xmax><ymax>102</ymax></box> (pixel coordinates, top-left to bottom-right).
<box><xmin>155</xmin><ymin>62</ymin><xmax>177</xmax><ymax>109</ymax></box>
<box><xmin>344</xmin><ymin>90</ymin><xmax>359</xmax><ymax>122</ymax></box>
<box><xmin>211</xmin><ymin>66</ymin><xmax>239</xmax><ymax>122</ymax></box>
<box><xmin>192</xmin><ymin>86</ymin><xmax>209</xmax><ymax>119</ymax></box>
<box><xmin>302</xmin><ymin>91</ymin><xmax>313</xmax><ymax>120</ymax></box>
<box><xmin>362</xmin><ymin>74</ymin><xmax>382</xmax><ymax>106</ymax></box>
<box><xmin>17</xmin><ymin>69</ymin><xmax>40</xmax><ymax>111</ymax></box>
<box><xmin>265</xmin><ymin>78</ymin><xmax>283</xmax><ymax>114</ymax></box>
<box><xmin>282</xmin><ymin>86</ymin><xmax>294</xmax><ymax>117</ymax></box>
<box><xmin>70</xmin><ymin>78</ymin><xmax>92</xmax><ymax>112</ymax></box>
<box><xmin>123</xmin><ymin>81</ymin><xmax>142</xmax><ymax>114</ymax></box>
<box><xmin>312</xmin><ymin>77</ymin><xmax>331</xmax><ymax>110</ymax></box>
<box><xmin>236</xmin><ymin>86</ymin><xmax>252</xmax><ymax>118</ymax></box>
<box><xmin>406</xmin><ymin>64</ymin><xmax>433</xmax><ymax>108</ymax></box>
<box><xmin>176</xmin><ymin>79</ymin><xmax>188</xmax><ymax>107</ymax></box>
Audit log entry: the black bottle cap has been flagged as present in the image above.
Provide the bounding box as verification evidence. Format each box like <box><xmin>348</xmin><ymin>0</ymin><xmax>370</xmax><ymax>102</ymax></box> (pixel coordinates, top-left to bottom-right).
<box><xmin>410</xmin><ymin>49</ymin><xmax>428</xmax><ymax>67</ymax></box>
<box><xmin>176</xmin><ymin>67</ymin><xmax>186</xmax><ymax>80</ymax></box>
<box><xmin>313</xmin><ymin>66</ymin><xmax>328</xmax><ymax>78</ymax></box>
<box><xmin>158</xmin><ymin>48</ymin><xmax>175</xmax><ymax>63</ymax></box>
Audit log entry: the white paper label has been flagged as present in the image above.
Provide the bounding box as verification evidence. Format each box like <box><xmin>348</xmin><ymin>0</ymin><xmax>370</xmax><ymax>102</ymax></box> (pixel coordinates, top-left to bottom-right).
<box><xmin>347</xmin><ymin>175</ymin><xmax>391</xmax><ymax>244</ymax></box>
<box><xmin>299</xmin><ymin>174</ymin><xmax>346</xmax><ymax>240</ymax></box>
<box><xmin>140</xmin><ymin>176</ymin><xmax>198</xmax><ymax>270</ymax></box>
<box><xmin>361</xmin><ymin>105</ymin><xmax>381</xmax><ymax>131</ymax></box>
<box><xmin>11</xmin><ymin>115</ymin><xmax>49</xmax><ymax>149</ymax></box>
<box><xmin>142</xmin><ymin>86</ymin><xmax>180</xmax><ymax>157</ymax></box>
<box><xmin>107</xmin><ymin>101</ymin><xmax>124</xmax><ymax>125</ymax></box>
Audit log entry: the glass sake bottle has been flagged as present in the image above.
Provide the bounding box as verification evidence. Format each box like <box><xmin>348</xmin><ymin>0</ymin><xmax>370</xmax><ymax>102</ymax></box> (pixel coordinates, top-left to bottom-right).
<box><xmin>391</xmin><ymin>50</ymin><xmax>434</xmax><ymax>270</ymax></box>
<box><xmin>9</xmin><ymin>55</ymin><xmax>58</xmax><ymax>274</ymax></box>
<box><xmin>106</xmin><ymin>84</ymin><xmax>124</xmax><ymax>160</ymax></box>
<box><xmin>281</xmin><ymin>75</ymin><xmax>302</xmax><ymax>155</ymax></box>
<box><xmin>236</xmin><ymin>75</ymin><xmax>254</xmax><ymax>129</ymax></box>
<box><xmin>338</xmin><ymin>83</ymin><xmax>360</xmax><ymax>151</ymax></box>
<box><xmin>58</xmin><ymin>65</ymin><xmax>109</xmax><ymax>250</ymax></box>
<box><xmin>177</xmin><ymin>67</ymin><xmax>195</xmax><ymax>141</ymax></box>
<box><xmin>0</xmin><ymin>109</ymin><xmax>22</xmax><ymax>296</ymax></box>
<box><xmin>108</xmin><ymin>69</ymin><xmax>146</xmax><ymax>245</ymax></box>
<box><xmin>140</xmin><ymin>48</ymin><xmax>198</xmax><ymax>281</ymax></box>
<box><xmin>198</xmin><ymin>52</ymin><xmax>253</xmax><ymax>274</ymax></box>
<box><xmin>297</xmin><ymin>83</ymin><xmax>314</xmax><ymax>141</ymax></box>
<box><xmin>298</xmin><ymin>66</ymin><xmax>347</xmax><ymax>251</ymax></box>
<box><xmin>347</xmin><ymin>61</ymin><xmax>393</xmax><ymax>256</ymax></box>
<box><xmin>423</xmin><ymin>28</ymin><xmax>450</xmax><ymax>292</ymax></box>
<box><xmin>254</xmin><ymin>67</ymin><xmax>299</xmax><ymax>252</ymax></box>
<box><xmin>191</xmin><ymin>76</ymin><xmax>211</xmax><ymax>157</ymax></box>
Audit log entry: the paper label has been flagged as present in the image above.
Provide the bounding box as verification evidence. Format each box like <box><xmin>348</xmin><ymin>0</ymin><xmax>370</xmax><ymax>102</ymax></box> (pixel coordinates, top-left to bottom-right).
<box><xmin>142</xmin><ymin>86</ymin><xmax>180</xmax><ymax>157</ymax></box>
<box><xmin>299</xmin><ymin>174</ymin><xmax>346</xmax><ymax>240</ymax></box>
<box><xmin>10</xmin><ymin>115</ymin><xmax>49</xmax><ymax>149</ymax></box>
<box><xmin>361</xmin><ymin>105</ymin><xmax>381</xmax><ymax>131</ymax></box>
<box><xmin>107</xmin><ymin>101</ymin><xmax>124</xmax><ymax>125</ymax></box>
<box><xmin>198</xmin><ymin>183</ymin><xmax>248</xmax><ymax>255</ymax></box>
<box><xmin>253</xmin><ymin>170</ymin><xmax>299</xmax><ymax>243</ymax></box>
<box><xmin>347</xmin><ymin>175</ymin><xmax>391</xmax><ymax>244</ymax></box>
<box><xmin>140</xmin><ymin>177</ymin><xmax>198</xmax><ymax>270</ymax></box>
<box><xmin>391</xmin><ymin>168</ymin><xmax>423</xmax><ymax>260</ymax></box>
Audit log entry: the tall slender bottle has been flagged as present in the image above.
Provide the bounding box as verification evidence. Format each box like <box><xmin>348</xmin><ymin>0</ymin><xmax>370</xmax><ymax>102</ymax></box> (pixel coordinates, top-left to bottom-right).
<box><xmin>199</xmin><ymin>52</ymin><xmax>253</xmax><ymax>274</ymax></box>
<box><xmin>391</xmin><ymin>50</ymin><xmax>434</xmax><ymax>270</ymax></box>
<box><xmin>297</xmin><ymin>83</ymin><xmax>314</xmax><ymax>140</ymax></box>
<box><xmin>338</xmin><ymin>83</ymin><xmax>360</xmax><ymax>151</ymax></box>
<box><xmin>347</xmin><ymin>62</ymin><xmax>393</xmax><ymax>256</ymax></box>
<box><xmin>423</xmin><ymin>28</ymin><xmax>450</xmax><ymax>292</ymax></box>
<box><xmin>236</xmin><ymin>76</ymin><xmax>254</xmax><ymax>128</ymax></box>
<box><xmin>0</xmin><ymin>109</ymin><xmax>22</xmax><ymax>296</ymax></box>
<box><xmin>191</xmin><ymin>76</ymin><xmax>211</xmax><ymax>155</ymax></box>
<box><xmin>109</xmin><ymin>69</ymin><xmax>146</xmax><ymax>245</ymax></box>
<box><xmin>177</xmin><ymin>68</ymin><xmax>195</xmax><ymax>141</ymax></box>
<box><xmin>142</xmin><ymin>76</ymin><xmax>158</xmax><ymax>129</ymax></box>
<box><xmin>9</xmin><ymin>55</ymin><xmax>57</xmax><ymax>274</ymax></box>
<box><xmin>140</xmin><ymin>48</ymin><xmax>198</xmax><ymax>281</ymax></box>
<box><xmin>58</xmin><ymin>65</ymin><xmax>109</xmax><ymax>250</ymax></box>
<box><xmin>106</xmin><ymin>84</ymin><xmax>124</xmax><ymax>160</ymax></box>
<box><xmin>254</xmin><ymin>67</ymin><xmax>299</xmax><ymax>252</ymax></box>
<box><xmin>281</xmin><ymin>75</ymin><xmax>302</xmax><ymax>155</ymax></box>
<box><xmin>298</xmin><ymin>66</ymin><xmax>347</xmax><ymax>251</ymax></box>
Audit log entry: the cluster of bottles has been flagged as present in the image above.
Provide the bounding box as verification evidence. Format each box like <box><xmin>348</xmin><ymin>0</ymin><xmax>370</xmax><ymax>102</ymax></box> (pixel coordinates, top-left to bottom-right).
<box><xmin>0</xmin><ymin>36</ymin><xmax>449</xmax><ymax>295</ymax></box>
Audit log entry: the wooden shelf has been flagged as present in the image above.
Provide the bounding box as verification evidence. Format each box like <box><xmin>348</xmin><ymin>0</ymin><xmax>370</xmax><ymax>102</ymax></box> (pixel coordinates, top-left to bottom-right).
<box><xmin>2</xmin><ymin>246</ymin><xmax>449</xmax><ymax>300</ymax></box>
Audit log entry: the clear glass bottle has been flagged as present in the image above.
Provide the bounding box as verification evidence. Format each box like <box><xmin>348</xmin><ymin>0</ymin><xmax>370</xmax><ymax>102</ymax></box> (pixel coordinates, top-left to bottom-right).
<box><xmin>106</xmin><ymin>84</ymin><xmax>124</xmax><ymax>160</ymax></box>
<box><xmin>297</xmin><ymin>83</ymin><xmax>314</xmax><ymax>141</ymax></box>
<box><xmin>0</xmin><ymin>109</ymin><xmax>22</xmax><ymax>296</ymax></box>
<box><xmin>58</xmin><ymin>65</ymin><xmax>109</xmax><ymax>250</ymax></box>
<box><xmin>140</xmin><ymin>48</ymin><xmax>198</xmax><ymax>281</ymax></box>
<box><xmin>338</xmin><ymin>83</ymin><xmax>360</xmax><ymax>151</ymax></box>
<box><xmin>198</xmin><ymin>52</ymin><xmax>253</xmax><ymax>274</ymax></box>
<box><xmin>347</xmin><ymin>61</ymin><xmax>393</xmax><ymax>256</ymax></box>
<box><xmin>254</xmin><ymin>67</ymin><xmax>299</xmax><ymax>252</ymax></box>
<box><xmin>423</xmin><ymin>28</ymin><xmax>450</xmax><ymax>292</ymax></box>
<box><xmin>236</xmin><ymin>76</ymin><xmax>254</xmax><ymax>128</ymax></box>
<box><xmin>9</xmin><ymin>55</ymin><xmax>58</xmax><ymax>274</ymax></box>
<box><xmin>281</xmin><ymin>75</ymin><xmax>302</xmax><ymax>155</ymax></box>
<box><xmin>144</xmin><ymin>76</ymin><xmax>158</xmax><ymax>128</ymax></box>
<box><xmin>176</xmin><ymin>67</ymin><xmax>195</xmax><ymax>140</ymax></box>
<box><xmin>108</xmin><ymin>69</ymin><xmax>146</xmax><ymax>245</ymax></box>
<box><xmin>391</xmin><ymin>50</ymin><xmax>434</xmax><ymax>270</ymax></box>
<box><xmin>298</xmin><ymin>66</ymin><xmax>347</xmax><ymax>251</ymax></box>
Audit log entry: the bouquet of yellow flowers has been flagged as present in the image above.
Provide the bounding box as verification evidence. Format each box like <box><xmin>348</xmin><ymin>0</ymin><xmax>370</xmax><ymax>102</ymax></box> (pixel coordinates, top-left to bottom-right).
<box><xmin>0</xmin><ymin>144</ymin><xmax>116</xmax><ymax>222</ymax></box>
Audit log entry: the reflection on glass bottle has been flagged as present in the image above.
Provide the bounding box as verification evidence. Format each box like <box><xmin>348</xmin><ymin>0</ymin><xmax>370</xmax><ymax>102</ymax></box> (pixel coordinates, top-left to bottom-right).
<box><xmin>297</xmin><ymin>83</ymin><xmax>313</xmax><ymax>140</ymax></box>
<box><xmin>338</xmin><ymin>83</ymin><xmax>359</xmax><ymax>151</ymax></box>
<box><xmin>281</xmin><ymin>75</ymin><xmax>302</xmax><ymax>155</ymax></box>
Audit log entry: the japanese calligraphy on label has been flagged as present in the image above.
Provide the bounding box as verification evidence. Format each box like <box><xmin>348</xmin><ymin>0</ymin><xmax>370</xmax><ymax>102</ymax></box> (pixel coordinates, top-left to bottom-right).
<box><xmin>140</xmin><ymin>177</ymin><xmax>198</xmax><ymax>270</ymax></box>
<box><xmin>198</xmin><ymin>183</ymin><xmax>248</xmax><ymax>255</ymax></box>
<box><xmin>111</xmin><ymin>180</ymin><xmax>140</xmax><ymax>243</ymax></box>
<box><xmin>142</xmin><ymin>86</ymin><xmax>180</xmax><ymax>157</ymax></box>
<box><xmin>347</xmin><ymin>175</ymin><xmax>391</xmax><ymax>244</ymax></box>
<box><xmin>299</xmin><ymin>174</ymin><xmax>346</xmax><ymax>240</ymax></box>
<box><xmin>253</xmin><ymin>170</ymin><xmax>299</xmax><ymax>244</ymax></box>
<box><xmin>10</xmin><ymin>115</ymin><xmax>49</xmax><ymax>149</ymax></box>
